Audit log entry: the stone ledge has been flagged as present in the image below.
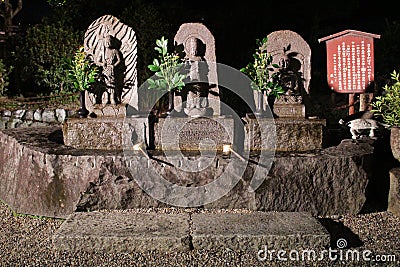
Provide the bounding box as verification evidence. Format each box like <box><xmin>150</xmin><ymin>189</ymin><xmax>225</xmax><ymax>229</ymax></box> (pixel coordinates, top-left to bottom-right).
<box><xmin>0</xmin><ymin>108</ymin><xmax>73</xmax><ymax>130</ymax></box>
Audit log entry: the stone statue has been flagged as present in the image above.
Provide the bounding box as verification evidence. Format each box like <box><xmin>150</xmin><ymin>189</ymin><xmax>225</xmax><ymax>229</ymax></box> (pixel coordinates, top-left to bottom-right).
<box><xmin>275</xmin><ymin>50</ymin><xmax>304</xmax><ymax>97</ymax></box>
<box><xmin>183</xmin><ymin>37</ymin><xmax>212</xmax><ymax>117</ymax></box>
<box><xmin>84</xmin><ymin>15</ymin><xmax>138</xmax><ymax>117</ymax></box>
<box><xmin>97</xmin><ymin>34</ymin><xmax>122</xmax><ymax>105</ymax></box>
<box><xmin>174</xmin><ymin>23</ymin><xmax>220</xmax><ymax>116</ymax></box>
<box><xmin>265</xmin><ymin>30</ymin><xmax>311</xmax><ymax>117</ymax></box>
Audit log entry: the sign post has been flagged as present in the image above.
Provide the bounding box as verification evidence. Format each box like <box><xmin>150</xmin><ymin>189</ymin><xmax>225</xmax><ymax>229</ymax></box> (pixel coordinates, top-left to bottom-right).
<box><xmin>318</xmin><ymin>30</ymin><xmax>380</xmax><ymax>115</ymax></box>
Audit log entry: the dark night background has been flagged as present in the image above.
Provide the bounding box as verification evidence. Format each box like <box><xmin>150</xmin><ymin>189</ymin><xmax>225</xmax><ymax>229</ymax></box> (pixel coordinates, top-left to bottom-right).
<box><xmin>5</xmin><ymin>0</ymin><xmax>400</xmax><ymax>113</ymax></box>
<box><xmin>14</xmin><ymin>0</ymin><xmax>400</xmax><ymax>80</ymax></box>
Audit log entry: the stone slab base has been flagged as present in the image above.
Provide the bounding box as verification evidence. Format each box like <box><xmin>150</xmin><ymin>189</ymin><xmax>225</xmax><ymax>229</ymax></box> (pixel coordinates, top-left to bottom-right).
<box><xmin>52</xmin><ymin>211</ymin><xmax>330</xmax><ymax>253</ymax></box>
<box><xmin>192</xmin><ymin>212</ymin><xmax>330</xmax><ymax>251</ymax></box>
<box><xmin>53</xmin><ymin>212</ymin><xmax>190</xmax><ymax>253</ymax></box>
<box><xmin>153</xmin><ymin>116</ymin><xmax>234</xmax><ymax>151</ymax></box>
<box><xmin>62</xmin><ymin>116</ymin><xmax>149</xmax><ymax>150</ymax></box>
<box><xmin>388</xmin><ymin>167</ymin><xmax>400</xmax><ymax>217</ymax></box>
<box><xmin>0</xmin><ymin>126</ymin><xmax>373</xmax><ymax>218</ymax></box>
<box><xmin>244</xmin><ymin>117</ymin><xmax>326</xmax><ymax>151</ymax></box>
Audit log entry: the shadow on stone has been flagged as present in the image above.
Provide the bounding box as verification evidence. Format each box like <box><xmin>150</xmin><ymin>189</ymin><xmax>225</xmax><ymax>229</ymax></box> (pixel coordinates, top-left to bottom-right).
<box><xmin>361</xmin><ymin>131</ymin><xmax>399</xmax><ymax>213</ymax></box>
<box><xmin>48</xmin><ymin>129</ymin><xmax>64</xmax><ymax>145</ymax></box>
<box><xmin>318</xmin><ymin>218</ymin><xmax>363</xmax><ymax>249</ymax></box>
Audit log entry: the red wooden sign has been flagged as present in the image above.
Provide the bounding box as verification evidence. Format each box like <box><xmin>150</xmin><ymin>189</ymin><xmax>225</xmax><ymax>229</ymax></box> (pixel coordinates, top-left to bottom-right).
<box><xmin>318</xmin><ymin>30</ymin><xmax>380</xmax><ymax>93</ymax></box>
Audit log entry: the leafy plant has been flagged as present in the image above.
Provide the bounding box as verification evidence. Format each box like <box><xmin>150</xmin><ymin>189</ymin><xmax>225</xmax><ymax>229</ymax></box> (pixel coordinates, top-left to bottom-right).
<box><xmin>0</xmin><ymin>59</ymin><xmax>13</xmax><ymax>97</ymax></box>
<box><xmin>66</xmin><ymin>46</ymin><xmax>99</xmax><ymax>92</ymax></box>
<box><xmin>15</xmin><ymin>22</ymin><xmax>81</xmax><ymax>96</ymax></box>
<box><xmin>147</xmin><ymin>36</ymin><xmax>186</xmax><ymax>92</ymax></box>
<box><xmin>240</xmin><ymin>37</ymin><xmax>284</xmax><ymax>98</ymax></box>
<box><xmin>371</xmin><ymin>70</ymin><xmax>400</xmax><ymax>127</ymax></box>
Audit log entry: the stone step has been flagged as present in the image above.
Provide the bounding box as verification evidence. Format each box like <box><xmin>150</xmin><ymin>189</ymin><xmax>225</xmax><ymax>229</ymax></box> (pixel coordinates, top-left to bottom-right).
<box><xmin>52</xmin><ymin>211</ymin><xmax>330</xmax><ymax>253</ymax></box>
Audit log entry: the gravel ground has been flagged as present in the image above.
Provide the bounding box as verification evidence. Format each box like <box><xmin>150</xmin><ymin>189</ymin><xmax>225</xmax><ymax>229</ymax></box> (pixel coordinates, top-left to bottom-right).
<box><xmin>0</xmin><ymin>201</ymin><xmax>399</xmax><ymax>267</ymax></box>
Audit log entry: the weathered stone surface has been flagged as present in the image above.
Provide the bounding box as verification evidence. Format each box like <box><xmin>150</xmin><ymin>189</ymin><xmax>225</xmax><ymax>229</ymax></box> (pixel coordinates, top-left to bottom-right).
<box><xmin>153</xmin><ymin>116</ymin><xmax>234</xmax><ymax>151</ymax></box>
<box><xmin>33</xmin><ymin>109</ymin><xmax>42</xmax><ymax>121</ymax></box>
<box><xmin>53</xmin><ymin>211</ymin><xmax>190</xmax><ymax>253</ymax></box>
<box><xmin>12</xmin><ymin>109</ymin><xmax>25</xmax><ymax>119</ymax></box>
<box><xmin>192</xmin><ymin>212</ymin><xmax>330</xmax><ymax>251</ymax></box>
<box><xmin>388</xmin><ymin>167</ymin><xmax>400</xmax><ymax>217</ymax></box>
<box><xmin>42</xmin><ymin>109</ymin><xmax>57</xmax><ymax>122</ymax></box>
<box><xmin>0</xmin><ymin>126</ymin><xmax>374</xmax><ymax>218</ymax></box>
<box><xmin>55</xmin><ymin>108</ymin><xmax>67</xmax><ymax>122</ymax></box>
<box><xmin>244</xmin><ymin>117</ymin><xmax>326</xmax><ymax>152</ymax></box>
<box><xmin>2</xmin><ymin>110</ymin><xmax>11</xmax><ymax>117</ymax></box>
<box><xmin>62</xmin><ymin>117</ymin><xmax>149</xmax><ymax>150</ymax></box>
<box><xmin>256</xmin><ymin>140</ymin><xmax>374</xmax><ymax>216</ymax></box>
<box><xmin>24</xmin><ymin>110</ymin><xmax>34</xmax><ymax>120</ymax></box>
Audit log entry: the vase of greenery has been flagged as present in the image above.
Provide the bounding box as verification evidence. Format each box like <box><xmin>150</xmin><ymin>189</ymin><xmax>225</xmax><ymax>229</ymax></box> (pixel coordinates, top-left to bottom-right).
<box><xmin>147</xmin><ymin>36</ymin><xmax>186</xmax><ymax>116</ymax></box>
<box><xmin>67</xmin><ymin>46</ymin><xmax>99</xmax><ymax>118</ymax></box>
<box><xmin>371</xmin><ymin>70</ymin><xmax>400</xmax><ymax>162</ymax></box>
<box><xmin>240</xmin><ymin>37</ymin><xmax>284</xmax><ymax>116</ymax></box>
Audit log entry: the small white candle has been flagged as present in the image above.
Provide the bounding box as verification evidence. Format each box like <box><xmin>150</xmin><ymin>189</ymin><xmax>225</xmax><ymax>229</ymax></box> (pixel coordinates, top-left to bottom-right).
<box><xmin>132</xmin><ymin>143</ymin><xmax>142</xmax><ymax>151</ymax></box>
<box><xmin>222</xmin><ymin>144</ymin><xmax>231</xmax><ymax>154</ymax></box>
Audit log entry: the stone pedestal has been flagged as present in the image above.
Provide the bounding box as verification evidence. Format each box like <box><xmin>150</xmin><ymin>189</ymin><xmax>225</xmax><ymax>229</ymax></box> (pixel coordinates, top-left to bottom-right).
<box><xmin>62</xmin><ymin>116</ymin><xmax>149</xmax><ymax>150</ymax></box>
<box><xmin>388</xmin><ymin>167</ymin><xmax>400</xmax><ymax>217</ymax></box>
<box><xmin>89</xmin><ymin>104</ymin><xmax>128</xmax><ymax>118</ymax></box>
<box><xmin>272</xmin><ymin>95</ymin><xmax>306</xmax><ymax>118</ymax></box>
<box><xmin>273</xmin><ymin>103</ymin><xmax>306</xmax><ymax>118</ymax></box>
<box><xmin>244</xmin><ymin>116</ymin><xmax>326</xmax><ymax>152</ymax></box>
<box><xmin>153</xmin><ymin>116</ymin><xmax>234</xmax><ymax>151</ymax></box>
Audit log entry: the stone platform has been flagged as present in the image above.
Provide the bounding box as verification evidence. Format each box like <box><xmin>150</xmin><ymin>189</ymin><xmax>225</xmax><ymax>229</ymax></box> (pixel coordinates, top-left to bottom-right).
<box><xmin>52</xmin><ymin>211</ymin><xmax>330</xmax><ymax>253</ymax></box>
<box><xmin>62</xmin><ymin>115</ymin><xmax>325</xmax><ymax>152</ymax></box>
<box><xmin>0</xmin><ymin>126</ymin><xmax>374</xmax><ymax>218</ymax></box>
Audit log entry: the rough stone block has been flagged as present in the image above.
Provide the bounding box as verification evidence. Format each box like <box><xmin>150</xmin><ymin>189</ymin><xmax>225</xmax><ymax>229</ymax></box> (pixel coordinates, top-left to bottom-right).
<box><xmin>192</xmin><ymin>212</ymin><xmax>330</xmax><ymax>251</ymax></box>
<box><xmin>0</xmin><ymin>127</ymin><xmax>375</xmax><ymax>218</ymax></box>
<box><xmin>53</xmin><ymin>211</ymin><xmax>190</xmax><ymax>253</ymax></box>
<box><xmin>388</xmin><ymin>167</ymin><xmax>400</xmax><ymax>217</ymax></box>
<box><xmin>244</xmin><ymin>117</ymin><xmax>326</xmax><ymax>152</ymax></box>
<box><xmin>153</xmin><ymin>116</ymin><xmax>234</xmax><ymax>151</ymax></box>
<box><xmin>62</xmin><ymin>116</ymin><xmax>149</xmax><ymax>150</ymax></box>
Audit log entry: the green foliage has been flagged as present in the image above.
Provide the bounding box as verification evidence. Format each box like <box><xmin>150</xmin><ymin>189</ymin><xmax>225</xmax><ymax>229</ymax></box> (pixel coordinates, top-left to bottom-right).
<box><xmin>15</xmin><ymin>22</ymin><xmax>81</xmax><ymax>95</ymax></box>
<box><xmin>66</xmin><ymin>46</ymin><xmax>99</xmax><ymax>92</ymax></box>
<box><xmin>147</xmin><ymin>36</ymin><xmax>186</xmax><ymax>92</ymax></box>
<box><xmin>0</xmin><ymin>59</ymin><xmax>13</xmax><ymax>97</ymax></box>
<box><xmin>46</xmin><ymin>0</ymin><xmax>67</xmax><ymax>7</ymax></box>
<box><xmin>371</xmin><ymin>70</ymin><xmax>400</xmax><ymax>127</ymax></box>
<box><xmin>240</xmin><ymin>37</ymin><xmax>284</xmax><ymax>98</ymax></box>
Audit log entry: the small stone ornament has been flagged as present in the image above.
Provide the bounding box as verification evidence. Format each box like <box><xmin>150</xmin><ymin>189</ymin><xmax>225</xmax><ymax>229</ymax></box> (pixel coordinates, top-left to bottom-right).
<box><xmin>339</xmin><ymin>118</ymin><xmax>390</xmax><ymax>139</ymax></box>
